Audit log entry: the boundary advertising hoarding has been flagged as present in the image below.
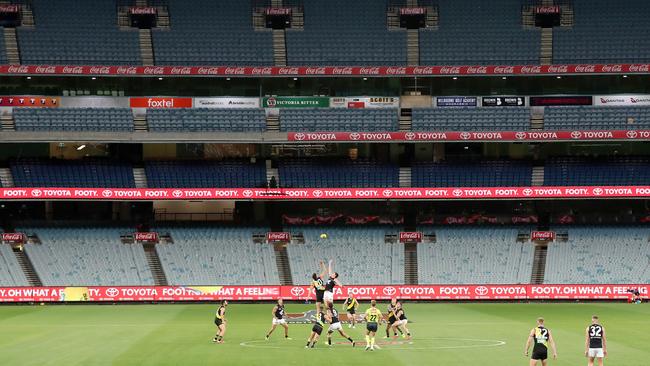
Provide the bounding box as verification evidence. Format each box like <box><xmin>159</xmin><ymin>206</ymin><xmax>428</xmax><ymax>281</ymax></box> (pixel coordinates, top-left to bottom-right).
<box><xmin>0</xmin><ymin>284</ymin><xmax>645</xmax><ymax>302</ymax></box>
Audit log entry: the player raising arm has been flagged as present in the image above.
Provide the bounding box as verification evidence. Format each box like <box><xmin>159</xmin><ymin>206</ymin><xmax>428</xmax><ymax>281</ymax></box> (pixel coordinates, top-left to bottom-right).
<box><xmin>364</xmin><ymin>300</ymin><xmax>384</xmax><ymax>351</ymax></box>
<box><xmin>342</xmin><ymin>296</ymin><xmax>359</xmax><ymax>328</ymax></box>
<box><xmin>212</xmin><ymin>300</ymin><xmax>228</xmax><ymax>344</ymax></box>
<box><xmin>585</xmin><ymin>315</ymin><xmax>606</xmax><ymax>366</ymax></box>
<box><xmin>323</xmin><ymin>259</ymin><xmax>343</xmax><ymax>306</ymax></box>
<box><xmin>525</xmin><ymin>317</ymin><xmax>557</xmax><ymax>366</ymax></box>
<box><xmin>266</xmin><ymin>299</ymin><xmax>291</xmax><ymax>340</ymax></box>
<box><xmin>311</xmin><ymin>261</ymin><xmax>327</xmax><ymax>314</ymax></box>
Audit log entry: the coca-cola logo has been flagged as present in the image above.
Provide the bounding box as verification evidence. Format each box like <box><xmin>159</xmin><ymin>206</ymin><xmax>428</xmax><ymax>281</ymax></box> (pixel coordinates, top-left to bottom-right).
<box><xmin>571</xmin><ymin>131</ymin><xmax>582</xmax><ymax>139</ymax></box>
<box><xmin>267</xmin><ymin>232</ymin><xmax>291</xmax><ymax>242</ymax></box>
<box><xmin>102</xmin><ymin>190</ymin><xmax>113</xmax><ymax>198</ymax></box>
<box><xmin>172</xmin><ymin>190</ymin><xmax>183</xmax><ymax>198</ymax></box>
<box><xmin>170</xmin><ymin>67</ymin><xmax>192</xmax><ymax>75</ymax></box>
<box><xmin>304</xmin><ymin>67</ymin><xmax>326</xmax><ymax>75</ymax></box>
<box><xmin>197</xmin><ymin>67</ymin><xmax>220</xmax><ymax>75</ymax></box>
<box><xmin>89</xmin><ymin>66</ymin><xmax>111</xmax><ymax>74</ymax></box>
<box><xmin>386</xmin><ymin>67</ymin><xmax>406</xmax><ymax>75</ymax></box>
<box><xmin>2</xmin><ymin>233</ymin><xmax>24</xmax><ymax>242</ymax></box>
<box><xmin>574</xmin><ymin>64</ymin><xmax>596</xmax><ymax>73</ymax></box>
<box><xmin>117</xmin><ymin>66</ymin><xmax>138</xmax><ymax>75</ymax></box>
<box><xmin>521</xmin><ymin>66</ymin><xmax>542</xmax><ymax>74</ymax></box>
<box><xmin>494</xmin><ymin>66</ymin><xmax>515</xmax><ymax>74</ymax></box>
<box><xmin>294</xmin><ymin>132</ymin><xmax>305</xmax><ymax>141</ymax></box>
<box><xmin>331</xmin><ymin>67</ymin><xmax>353</xmax><ymax>75</ymax></box>
<box><xmin>0</xmin><ymin>4</ymin><xmax>20</xmax><ymax>13</ymax></box>
<box><xmin>62</xmin><ymin>66</ymin><xmax>84</xmax><ymax>74</ymax></box>
<box><xmin>440</xmin><ymin>66</ymin><xmax>461</xmax><ymax>74</ymax></box>
<box><xmin>412</xmin><ymin>67</ymin><xmax>434</xmax><ymax>75</ymax></box>
<box><xmin>291</xmin><ymin>287</ymin><xmax>305</xmax><ymax>297</ymax></box>
<box><xmin>243</xmin><ymin>190</ymin><xmax>254</xmax><ymax>198</ymax></box>
<box><xmin>474</xmin><ymin>286</ymin><xmax>489</xmax><ymax>296</ymax></box>
<box><xmin>35</xmin><ymin>66</ymin><xmax>56</xmax><ymax>74</ymax></box>
<box><xmin>143</xmin><ymin>66</ymin><xmax>165</xmax><ymax>75</ymax></box>
<box><xmin>105</xmin><ymin>288</ymin><xmax>119</xmax><ymax>297</ymax></box>
<box><xmin>548</xmin><ymin>65</ymin><xmax>568</xmax><ymax>73</ymax></box>
<box><xmin>466</xmin><ymin>66</ymin><xmax>488</xmax><ymax>74</ymax></box>
<box><xmin>251</xmin><ymin>67</ymin><xmax>273</xmax><ymax>75</ymax></box>
<box><xmin>7</xmin><ymin>65</ymin><xmax>29</xmax><ymax>73</ymax></box>
<box><xmin>130</xmin><ymin>7</ymin><xmax>156</xmax><ymax>15</ymax></box>
<box><xmin>135</xmin><ymin>232</ymin><xmax>158</xmax><ymax>242</ymax></box>
<box><xmin>382</xmin><ymin>287</ymin><xmax>397</xmax><ymax>296</ymax></box>
<box><xmin>629</xmin><ymin>64</ymin><xmax>650</xmax><ymax>72</ymax></box>
<box><xmin>359</xmin><ymin>67</ymin><xmax>381</xmax><ymax>75</ymax></box>
<box><xmin>626</xmin><ymin>130</ymin><xmax>638</xmax><ymax>139</ymax></box>
<box><xmin>225</xmin><ymin>67</ymin><xmax>246</xmax><ymax>75</ymax></box>
<box><xmin>601</xmin><ymin>64</ymin><xmax>623</xmax><ymax>73</ymax></box>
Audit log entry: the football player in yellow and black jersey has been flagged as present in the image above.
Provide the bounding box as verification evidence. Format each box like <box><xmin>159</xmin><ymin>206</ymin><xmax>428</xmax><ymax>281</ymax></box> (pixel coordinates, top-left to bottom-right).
<box><xmin>393</xmin><ymin>301</ymin><xmax>411</xmax><ymax>340</ymax></box>
<box><xmin>585</xmin><ymin>315</ymin><xmax>607</xmax><ymax>366</ymax></box>
<box><xmin>525</xmin><ymin>317</ymin><xmax>558</xmax><ymax>365</ymax></box>
<box><xmin>384</xmin><ymin>298</ymin><xmax>403</xmax><ymax>338</ymax></box>
<box><xmin>342</xmin><ymin>296</ymin><xmax>359</xmax><ymax>328</ymax></box>
<box><xmin>212</xmin><ymin>300</ymin><xmax>228</xmax><ymax>344</ymax></box>
<box><xmin>364</xmin><ymin>300</ymin><xmax>384</xmax><ymax>351</ymax></box>
<box><xmin>305</xmin><ymin>310</ymin><xmax>330</xmax><ymax>349</ymax></box>
<box><xmin>266</xmin><ymin>299</ymin><xmax>291</xmax><ymax>340</ymax></box>
<box><xmin>311</xmin><ymin>261</ymin><xmax>327</xmax><ymax>314</ymax></box>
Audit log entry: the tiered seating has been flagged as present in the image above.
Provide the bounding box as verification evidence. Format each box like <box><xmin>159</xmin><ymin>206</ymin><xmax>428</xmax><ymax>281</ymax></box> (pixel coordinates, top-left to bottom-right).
<box><xmin>286</xmin><ymin>0</ymin><xmax>406</xmax><ymax>65</ymax></box>
<box><xmin>554</xmin><ymin>0</ymin><xmax>650</xmax><ymax>64</ymax></box>
<box><xmin>152</xmin><ymin>0</ymin><xmax>272</xmax><ymax>65</ymax></box>
<box><xmin>412</xmin><ymin>107</ymin><xmax>530</xmax><ymax>131</ymax></box>
<box><xmin>287</xmin><ymin>227</ymin><xmax>404</xmax><ymax>285</ymax></box>
<box><xmin>0</xmin><ymin>244</ymin><xmax>29</xmax><ymax>286</ymax></box>
<box><xmin>17</xmin><ymin>0</ymin><xmax>140</xmax><ymax>65</ymax></box>
<box><xmin>544</xmin><ymin>106</ymin><xmax>650</xmax><ymax>130</ymax></box>
<box><xmin>412</xmin><ymin>160</ymin><xmax>532</xmax><ymax>187</ymax></box>
<box><xmin>13</xmin><ymin>108</ymin><xmax>134</xmax><ymax>132</ymax></box>
<box><xmin>147</xmin><ymin>109</ymin><xmax>266</xmax><ymax>132</ymax></box>
<box><xmin>155</xmin><ymin>227</ymin><xmax>279</xmax><ymax>285</ymax></box>
<box><xmin>545</xmin><ymin>226</ymin><xmax>650</xmax><ymax>283</ymax></box>
<box><xmin>145</xmin><ymin>160</ymin><xmax>267</xmax><ymax>188</ymax></box>
<box><xmin>545</xmin><ymin>157</ymin><xmax>650</xmax><ymax>186</ymax></box>
<box><xmin>23</xmin><ymin>227</ymin><xmax>154</xmax><ymax>286</ymax></box>
<box><xmin>0</xmin><ymin>34</ymin><xmax>7</xmax><ymax>64</ymax></box>
<box><xmin>278</xmin><ymin>159</ymin><xmax>399</xmax><ymax>188</ymax></box>
<box><xmin>418</xmin><ymin>227</ymin><xmax>534</xmax><ymax>284</ymax></box>
<box><xmin>280</xmin><ymin>109</ymin><xmax>398</xmax><ymax>132</ymax></box>
<box><xmin>419</xmin><ymin>0</ymin><xmax>540</xmax><ymax>65</ymax></box>
<box><xmin>11</xmin><ymin>159</ymin><xmax>135</xmax><ymax>188</ymax></box>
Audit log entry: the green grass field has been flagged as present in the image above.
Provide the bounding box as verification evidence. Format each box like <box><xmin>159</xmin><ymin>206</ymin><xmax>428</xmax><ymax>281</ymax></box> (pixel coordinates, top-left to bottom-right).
<box><xmin>0</xmin><ymin>302</ymin><xmax>647</xmax><ymax>366</ymax></box>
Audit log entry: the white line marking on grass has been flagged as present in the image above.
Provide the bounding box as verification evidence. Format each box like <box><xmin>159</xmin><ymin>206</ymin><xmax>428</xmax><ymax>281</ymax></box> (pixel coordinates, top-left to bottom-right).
<box><xmin>239</xmin><ymin>337</ymin><xmax>506</xmax><ymax>351</ymax></box>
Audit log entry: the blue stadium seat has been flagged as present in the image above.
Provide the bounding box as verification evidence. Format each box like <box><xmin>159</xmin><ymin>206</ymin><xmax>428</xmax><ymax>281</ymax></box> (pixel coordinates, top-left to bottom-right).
<box><xmin>412</xmin><ymin>107</ymin><xmax>530</xmax><ymax>131</ymax></box>
<box><xmin>280</xmin><ymin>108</ymin><xmax>398</xmax><ymax>132</ymax></box>
<box><xmin>544</xmin><ymin>106</ymin><xmax>650</xmax><ymax>130</ymax></box>
<box><xmin>544</xmin><ymin>156</ymin><xmax>650</xmax><ymax>186</ymax></box>
<box><xmin>411</xmin><ymin>160</ymin><xmax>532</xmax><ymax>187</ymax></box>
<box><xmin>145</xmin><ymin>160</ymin><xmax>267</xmax><ymax>188</ymax></box>
<box><xmin>147</xmin><ymin>108</ymin><xmax>266</xmax><ymax>132</ymax></box>
<box><xmin>11</xmin><ymin>159</ymin><xmax>135</xmax><ymax>188</ymax></box>
<box><xmin>14</xmin><ymin>108</ymin><xmax>134</xmax><ymax>132</ymax></box>
<box><xmin>278</xmin><ymin>158</ymin><xmax>399</xmax><ymax>188</ymax></box>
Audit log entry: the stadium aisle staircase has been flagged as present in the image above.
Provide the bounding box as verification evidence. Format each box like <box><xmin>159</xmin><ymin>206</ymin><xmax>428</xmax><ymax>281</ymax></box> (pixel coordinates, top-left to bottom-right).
<box><xmin>404</xmin><ymin>242</ymin><xmax>418</xmax><ymax>285</ymax></box>
<box><xmin>143</xmin><ymin>243</ymin><xmax>168</xmax><ymax>286</ymax></box>
<box><xmin>530</xmin><ymin>244</ymin><xmax>548</xmax><ymax>284</ymax></box>
<box><xmin>273</xmin><ymin>243</ymin><xmax>293</xmax><ymax>285</ymax></box>
<box><xmin>12</xmin><ymin>247</ymin><xmax>42</xmax><ymax>287</ymax></box>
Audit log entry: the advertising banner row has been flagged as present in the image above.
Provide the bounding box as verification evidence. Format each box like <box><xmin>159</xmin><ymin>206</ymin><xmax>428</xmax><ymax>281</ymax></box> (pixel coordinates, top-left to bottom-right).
<box><xmin>0</xmin><ymin>186</ymin><xmax>649</xmax><ymax>201</ymax></box>
<box><xmin>0</xmin><ymin>285</ymin><xmax>645</xmax><ymax>302</ymax></box>
<box><xmin>1</xmin><ymin>64</ymin><xmax>650</xmax><ymax>77</ymax></box>
<box><xmin>288</xmin><ymin>130</ymin><xmax>650</xmax><ymax>142</ymax></box>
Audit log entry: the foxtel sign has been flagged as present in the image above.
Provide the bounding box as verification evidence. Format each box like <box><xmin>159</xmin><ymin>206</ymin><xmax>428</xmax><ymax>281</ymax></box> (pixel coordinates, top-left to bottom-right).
<box><xmin>288</xmin><ymin>130</ymin><xmax>650</xmax><ymax>142</ymax></box>
<box><xmin>0</xmin><ymin>186</ymin><xmax>650</xmax><ymax>201</ymax></box>
<box><xmin>0</xmin><ymin>285</ymin><xmax>646</xmax><ymax>302</ymax></box>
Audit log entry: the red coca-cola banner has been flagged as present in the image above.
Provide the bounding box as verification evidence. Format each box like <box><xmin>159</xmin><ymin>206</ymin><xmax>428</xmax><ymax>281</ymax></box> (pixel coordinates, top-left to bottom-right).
<box><xmin>2</xmin><ymin>232</ymin><xmax>25</xmax><ymax>244</ymax></box>
<box><xmin>134</xmin><ymin>232</ymin><xmax>158</xmax><ymax>243</ymax></box>
<box><xmin>535</xmin><ymin>6</ymin><xmax>560</xmax><ymax>14</ymax></box>
<box><xmin>265</xmin><ymin>7</ymin><xmax>291</xmax><ymax>15</ymax></box>
<box><xmin>0</xmin><ymin>64</ymin><xmax>648</xmax><ymax>77</ymax></box>
<box><xmin>0</xmin><ymin>186</ymin><xmax>650</xmax><ymax>201</ymax></box>
<box><xmin>399</xmin><ymin>232</ymin><xmax>422</xmax><ymax>243</ymax></box>
<box><xmin>400</xmin><ymin>7</ymin><xmax>426</xmax><ymax>15</ymax></box>
<box><xmin>531</xmin><ymin>231</ymin><xmax>556</xmax><ymax>241</ymax></box>
<box><xmin>0</xmin><ymin>285</ymin><xmax>646</xmax><ymax>302</ymax></box>
<box><xmin>288</xmin><ymin>130</ymin><xmax>650</xmax><ymax>142</ymax></box>
<box><xmin>266</xmin><ymin>232</ymin><xmax>291</xmax><ymax>243</ymax></box>
<box><xmin>129</xmin><ymin>7</ymin><xmax>157</xmax><ymax>15</ymax></box>
<box><xmin>0</xmin><ymin>4</ymin><xmax>20</xmax><ymax>13</ymax></box>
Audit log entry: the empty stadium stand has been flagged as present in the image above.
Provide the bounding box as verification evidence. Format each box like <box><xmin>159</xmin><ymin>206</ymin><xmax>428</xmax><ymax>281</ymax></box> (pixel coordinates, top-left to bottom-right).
<box><xmin>411</xmin><ymin>160</ymin><xmax>533</xmax><ymax>187</ymax></box>
<box><xmin>544</xmin><ymin>157</ymin><xmax>650</xmax><ymax>186</ymax></box>
<box><xmin>544</xmin><ymin>226</ymin><xmax>650</xmax><ymax>283</ymax></box>
<box><xmin>147</xmin><ymin>108</ymin><xmax>266</xmax><ymax>133</ymax></box>
<box><xmin>412</xmin><ymin>107</ymin><xmax>530</xmax><ymax>131</ymax></box>
<box><xmin>280</xmin><ymin>108</ymin><xmax>398</xmax><ymax>132</ymax></box>
<box><xmin>286</xmin><ymin>0</ymin><xmax>406</xmax><ymax>65</ymax></box>
<box><xmin>553</xmin><ymin>0</ymin><xmax>650</xmax><ymax>64</ymax></box>
<box><xmin>17</xmin><ymin>0</ymin><xmax>141</xmax><ymax>65</ymax></box>
<box><xmin>417</xmin><ymin>227</ymin><xmax>534</xmax><ymax>284</ymax></box>
<box><xmin>152</xmin><ymin>0</ymin><xmax>273</xmax><ymax>65</ymax></box>
<box><xmin>278</xmin><ymin>158</ymin><xmax>399</xmax><ymax>188</ymax></box>
<box><xmin>543</xmin><ymin>106</ymin><xmax>650</xmax><ymax>130</ymax></box>
<box><xmin>0</xmin><ymin>244</ymin><xmax>30</xmax><ymax>286</ymax></box>
<box><xmin>22</xmin><ymin>227</ymin><xmax>154</xmax><ymax>286</ymax></box>
<box><xmin>11</xmin><ymin>159</ymin><xmax>135</xmax><ymax>188</ymax></box>
<box><xmin>155</xmin><ymin>227</ymin><xmax>279</xmax><ymax>285</ymax></box>
<box><xmin>145</xmin><ymin>160</ymin><xmax>267</xmax><ymax>188</ymax></box>
<box><xmin>287</xmin><ymin>227</ymin><xmax>404</xmax><ymax>285</ymax></box>
<box><xmin>419</xmin><ymin>0</ymin><xmax>540</xmax><ymax>65</ymax></box>
<box><xmin>0</xmin><ymin>33</ymin><xmax>8</xmax><ymax>65</ymax></box>
<box><xmin>13</xmin><ymin>108</ymin><xmax>134</xmax><ymax>132</ymax></box>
